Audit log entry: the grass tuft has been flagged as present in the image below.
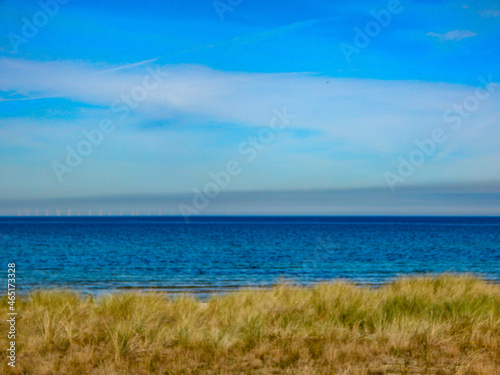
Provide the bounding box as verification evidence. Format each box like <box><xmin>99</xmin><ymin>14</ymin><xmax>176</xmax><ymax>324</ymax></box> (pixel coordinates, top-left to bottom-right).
<box><xmin>1</xmin><ymin>275</ymin><xmax>499</xmax><ymax>374</ymax></box>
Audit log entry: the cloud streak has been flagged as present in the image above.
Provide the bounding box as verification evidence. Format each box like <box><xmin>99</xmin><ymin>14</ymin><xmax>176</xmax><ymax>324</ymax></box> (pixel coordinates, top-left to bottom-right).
<box><xmin>427</xmin><ymin>29</ymin><xmax>478</xmax><ymax>41</ymax></box>
<box><xmin>1</xmin><ymin>184</ymin><xmax>500</xmax><ymax>216</ymax></box>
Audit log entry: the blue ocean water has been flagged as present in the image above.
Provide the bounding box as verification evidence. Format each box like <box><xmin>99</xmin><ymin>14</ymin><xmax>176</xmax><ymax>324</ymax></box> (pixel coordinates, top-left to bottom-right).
<box><xmin>1</xmin><ymin>216</ymin><xmax>499</xmax><ymax>297</ymax></box>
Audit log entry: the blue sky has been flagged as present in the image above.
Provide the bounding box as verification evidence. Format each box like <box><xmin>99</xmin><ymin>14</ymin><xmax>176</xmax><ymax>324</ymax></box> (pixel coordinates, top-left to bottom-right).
<box><xmin>0</xmin><ymin>0</ymin><xmax>499</xmax><ymax>215</ymax></box>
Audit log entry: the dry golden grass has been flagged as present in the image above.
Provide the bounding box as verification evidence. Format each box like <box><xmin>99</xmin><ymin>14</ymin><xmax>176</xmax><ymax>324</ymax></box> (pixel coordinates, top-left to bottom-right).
<box><xmin>1</xmin><ymin>275</ymin><xmax>500</xmax><ymax>374</ymax></box>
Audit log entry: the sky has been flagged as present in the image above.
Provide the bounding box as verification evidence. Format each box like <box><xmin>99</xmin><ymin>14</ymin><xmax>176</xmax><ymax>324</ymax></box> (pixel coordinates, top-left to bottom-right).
<box><xmin>0</xmin><ymin>0</ymin><xmax>499</xmax><ymax>216</ymax></box>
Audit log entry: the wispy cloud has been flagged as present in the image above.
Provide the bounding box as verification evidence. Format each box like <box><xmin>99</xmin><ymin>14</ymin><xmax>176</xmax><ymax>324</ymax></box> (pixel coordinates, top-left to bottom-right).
<box><xmin>0</xmin><ymin>95</ymin><xmax>56</xmax><ymax>102</ymax></box>
<box><xmin>2</xmin><ymin>58</ymin><xmax>496</xmax><ymax>148</ymax></box>
<box><xmin>1</xmin><ymin>58</ymin><xmax>499</xmax><ymax>158</ymax></box>
<box><xmin>477</xmin><ymin>8</ymin><xmax>500</xmax><ymax>18</ymax></box>
<box><xmin>1</xmin><ymin>58</ymin><xmax>499</xmax><ymax>201</ymax></box>
<box><xmin>427</xmin><ymin>29</ymin><xmax>478</xmax><ymax>41</ymax></box>
<box><xmin>97</xmin><ymin>57</ymin><xmax>161</xmax><ymax>74</ymax></box>
<box><xmin>176</xmin><ymin>18</ymin><xmax>322</xmax><ymax>56</ymax></box>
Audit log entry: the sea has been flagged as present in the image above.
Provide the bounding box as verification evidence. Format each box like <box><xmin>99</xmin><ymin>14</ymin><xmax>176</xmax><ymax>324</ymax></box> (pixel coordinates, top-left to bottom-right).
<box><xmin>1</xmin><ymin>216</ymin><xmax>499</xmax><ymax>298</ymax></box>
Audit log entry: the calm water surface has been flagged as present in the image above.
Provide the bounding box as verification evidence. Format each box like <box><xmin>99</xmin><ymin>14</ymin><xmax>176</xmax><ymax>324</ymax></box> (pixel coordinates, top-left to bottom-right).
<box><xmin>1</xmin><ymin>216</ymin><xmax>499</xmax><ymax>297</ymax></box>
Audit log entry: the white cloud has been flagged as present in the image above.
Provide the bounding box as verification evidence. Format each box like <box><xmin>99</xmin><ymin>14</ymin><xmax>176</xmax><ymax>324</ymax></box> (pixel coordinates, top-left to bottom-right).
<box><xmin>1</xmin><ymin>57</ymin><xmax>497</xmax><ymax>153</ymax></box>
<box><xmin>1</xmin><ymin>58</ymin><xmax>499</xmax><ymax>199</ymax></box>
<box><xmin>477</xmin><ymin>8</ymin><xmax>500</xmax><ymax>17</ymax></box>
<box><xmin>427</xmin><ymin>29</ymin><xmax>477</xmax><ymax>41</ymax></box>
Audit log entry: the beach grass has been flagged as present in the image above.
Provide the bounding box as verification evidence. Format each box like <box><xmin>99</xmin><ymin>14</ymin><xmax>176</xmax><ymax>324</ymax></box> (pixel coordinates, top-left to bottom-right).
<box><xmin>1</xmin><ymin>275</ymin><xmax>500</xmax><ymax>374</ymax></box>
